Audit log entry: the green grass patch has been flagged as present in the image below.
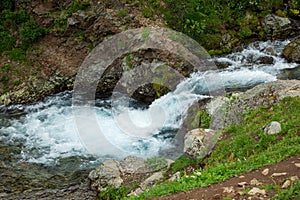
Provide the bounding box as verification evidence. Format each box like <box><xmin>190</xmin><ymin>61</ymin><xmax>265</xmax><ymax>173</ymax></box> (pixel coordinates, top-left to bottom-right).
<box><xmin>170</xmin><ymin>155</ymin><xmax>198</xmax><ymax>174</ymax></box>
<box><xmin>125</xmin><ymin>97</ymin><xmax>300</xmax><ymax>199</ymax></box>
<box><xmin>99</xmin><ymin>185</ymin><xmax>132</xmax><ymax>200</ymax></box>
<box><xmin>1</xmin><ymin>64</ymin><xmax>12</xmax><ymax>72</ymax></box>
<box><xmin>275</xmin><ymin>180</ymin><xmax>300</xmax><ymax>199</ymax></box>
<box><xmin>145</xmin><ymin>157</ymin><xmax>168</xmax><ymax>171</ymax></box>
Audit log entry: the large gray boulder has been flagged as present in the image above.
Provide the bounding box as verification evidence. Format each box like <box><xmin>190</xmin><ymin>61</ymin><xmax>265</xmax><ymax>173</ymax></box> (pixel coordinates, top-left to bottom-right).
<box><xmin>261</xmin><ymin>14</ymin><xmax>295</xmax><ymax>39</ymax></box>
<box><xmin>283</xmin><ymin>39</ymin><xmax>300</xmax><ymax>63</ymax></box>
<box><xmin>206</xmin><ymin>80</ymin><xmax>300</xmax><ymax>130</ymax></box>
<box><xmin>183</xmin><ymin>128</ymin><xmax>220</xmax><ymax>159</ymax></box>
<box><xmin>88</xmin><ymin>160</ymin><xmax>123</xmax><ymax>192</ymax></box>
<box><xmin>119</xmin><ymin>155</ymin><xmax>147</xmax><ymax>174</ymax></box>
<box><xmin>88</xmin><ymin>155</ymin><xmax>172</xmax><ymax>193</ymax></box>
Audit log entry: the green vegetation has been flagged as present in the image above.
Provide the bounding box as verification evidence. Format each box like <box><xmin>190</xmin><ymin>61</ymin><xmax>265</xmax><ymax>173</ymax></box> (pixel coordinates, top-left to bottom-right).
<box><xmin>99</xmin><ymin>185</ymin><xmax>132</xmax><ymax>200</ymax></box>
<box><xmin>118</xmin><ymin>8</ymin><xmax>129</xmax><ymax>17</ymax></box>
<box><xmin>0</xmin><ymin>4</ymin><xmax>46</xmax><ymax>61</ymax></box>
<box><xmin>51</xmin><ymin>0</ymin><xmax>90</xmax><ymax>34</ymax></box>
<box><xmin>0</xmin><ymin>27</ymin><xmax>15</xmax><ymax>54</ymax></box>
<box><xmin>139</xmin><ymin>0</ymin><xmax>297</xmax><ymax>54</ymax></box>
<box><xmin>73</xmin><ymin>31</ymin><xmax>87</xmax><ymax>42</ymax></box>
<box><xmin>125</xmin><ymin>54</ymin><xmax>133</xmax><ymax>69</ymax></box>
<box><xmin>276</xmin><ymin>180</ymin><xmax>300</xmax><ymax>199</ymax></box>
<box><xmin>9</xmin><ymin>48</ymin><xmax>27</xmax><ymax>62</ymax></box>
<box><xmin>145</xmin><ymin>157</ymin><xmax>168</xmax><ymax>171</ymax></box>
<box><xmin>169</xmin><ymin>155</ymin><xmax>198</xmax><ymax>174</ymax></box>
<box><xmin>0</xmin><ymin>0</ymin><xmax>14</xmax><ymax>11</ymax></box>
<box><xmin>20</xmin><ymin>20</ymin><xmax>47</xmax><ymax>49</ymax></box>
<box><xmin>122</xmin><ymin>96</ymin><xmax>300</xmax><ymax>199</ymax></box>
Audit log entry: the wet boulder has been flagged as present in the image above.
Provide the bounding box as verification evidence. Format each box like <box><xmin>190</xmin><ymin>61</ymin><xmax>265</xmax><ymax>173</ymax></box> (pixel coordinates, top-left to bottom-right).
<box><xmin>283</xmin><ymin>39</ymin><xmax>300</xmax><ymax>63</ymax></box>
<box><xmin>255</xmin><ymin>56</ymin><xmax>274</xmax><ymax>65</ymax></box>
<box><xmin>214</xmin><ymin>60</ymin><xmax>232</xmax><ymax>69</ymax></box>
<box><xmin>277</xmin><ymin>65</ymin><xmax>300</xmax><ymax>80</ymax></box>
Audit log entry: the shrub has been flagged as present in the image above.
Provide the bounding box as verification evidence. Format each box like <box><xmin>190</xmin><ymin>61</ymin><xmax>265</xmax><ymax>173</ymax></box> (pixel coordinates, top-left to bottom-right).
<box><xmin>238</xmin><ymin>27</ymin><xmax>253</xmax><ymax>39</ymax></box>
<box><xmin>20</xmin><ymin>20</ymin><xmax>47</xmax><ymax>48</ymax></box>
<box><xmin>0</xmin><ymin>26</ymin><xmax>15</xmax><ymax>54</ymax></box>
<box><xmin>8</xmin><ymin>48</ymin><xmax>27</xmax><ymax>62</ymax></box>
<box><xmin>0</xmin><ymin>0</ymin><xmax>15</xmax><ymax>11</ymax></box>
<box><xmin>4</xmin><ymin>10</ymin><xmax>30</xmax><ymax>26</ymax></box>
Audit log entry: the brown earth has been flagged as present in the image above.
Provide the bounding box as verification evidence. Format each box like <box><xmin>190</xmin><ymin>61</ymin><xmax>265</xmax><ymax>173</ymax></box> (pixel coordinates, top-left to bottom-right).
<box><xmin>150</xmin><ymin>154</ymin><xmax>300</xmax><ymax>200</ymax></box>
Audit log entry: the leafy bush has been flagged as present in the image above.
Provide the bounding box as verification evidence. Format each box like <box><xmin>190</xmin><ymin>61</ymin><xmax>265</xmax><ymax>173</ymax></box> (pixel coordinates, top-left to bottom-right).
<box><xmin>0</xmin><ymin>0</ymin><xmax>14</xmax><ymax>11</ymax></box>
<box><xmin>20</xmin><ymin>20</ymin><xmax>47</xmax><ymax>48</ymax></box>
<box><xmin>9</xmin><ymin>48</ymin><xmax>27</xmax><ymax>62</ymax></box>
<box><xmin>0</xmin><ymin>26</ymin><xmax>15</xmax><ymax>54</ymax></box>
<box><xmin>4</xmin><ymin>10</ymin><xmax>30</xmax><ymax>26</ymax></box>
<box><xmin>238</xmin><ymin>27</ymin><xmax>253</xmax><ymax>39</ymax></box>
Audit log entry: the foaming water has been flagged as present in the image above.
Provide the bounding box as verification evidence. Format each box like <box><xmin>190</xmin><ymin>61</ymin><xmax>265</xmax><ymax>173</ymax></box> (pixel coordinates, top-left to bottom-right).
<box><xmin>0</xmin><ymin>40</ymin><xmax>298</xmax><ymax>164</ymax></box>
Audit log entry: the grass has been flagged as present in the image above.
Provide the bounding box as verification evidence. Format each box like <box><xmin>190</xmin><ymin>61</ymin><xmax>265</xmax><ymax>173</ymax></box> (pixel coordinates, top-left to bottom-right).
<box><xmin>118</xmin><ymin>96</ymin><xmax>300</xmax><ymax>199</ymax></box>
<box><xmin>275</xmin><ymin>180</ymin><xmax>300</xmax><ymax>199</ymax></box>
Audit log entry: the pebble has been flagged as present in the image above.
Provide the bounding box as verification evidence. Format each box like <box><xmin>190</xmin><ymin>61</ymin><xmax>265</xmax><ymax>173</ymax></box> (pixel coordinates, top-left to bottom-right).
<box><xmin>250</xmin><ymin>178</ymin><xmax>262</xmax><ymax>186</ymax></box>
<box><xmin>223</xmin><ymin>186</ymin><xmax>235</xmax><ymax>193</ymax></box>
<box><xmin>271</xmin><ymin>172</ymin><xmax>287</xmax><ymax>177</ymax></box>
<box><xmin>169</xmin><ymin>172</ymin><xmax>181</xmax><ymax>182</ymax></box>
<box><xmin>262</xmin><ymin>168</ymin><xmax>269</xmax><ymax>176</ymax></box>
<box><xmin>295</xmin><ymin>163</ymin><xmax>300</xmax><ymax>168</ymax></box>
<box><xmin>238</xmin><ymin>182</ymin><xmax>247</xmax><ymax>187</ymax></box>
<box><xmin>282</xmin><ymin>180</ymin><xmax>291</xmax><ymax>189</ymax></box>
<box><xmin>248</xmin><ymin>187</ymin><xmax>266</xmax><ymax>196</ymax></box>
<box><xmin>290</xmin><ymin>176</ymin><xmax>299</xmax><ymax>181</ymax></box>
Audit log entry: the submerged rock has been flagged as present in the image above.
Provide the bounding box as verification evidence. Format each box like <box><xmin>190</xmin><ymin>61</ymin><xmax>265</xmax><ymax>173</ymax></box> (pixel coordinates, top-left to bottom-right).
<box><xmin>255</xmin><ymin>56</ymin><xmax>274</xmax><ymax>64</ymax></box>
<box><xmin>277</xmin><ymin>65</ymin><xmax>300</xmax><ymax>80</ymax></box>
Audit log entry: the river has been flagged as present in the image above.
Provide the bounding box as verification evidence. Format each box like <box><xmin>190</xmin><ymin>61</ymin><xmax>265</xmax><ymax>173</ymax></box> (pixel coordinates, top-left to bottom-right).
<box><xmin>0</xmin><ymin>40</ymin><xmax>298</xmax><ymax>199</ymax></box>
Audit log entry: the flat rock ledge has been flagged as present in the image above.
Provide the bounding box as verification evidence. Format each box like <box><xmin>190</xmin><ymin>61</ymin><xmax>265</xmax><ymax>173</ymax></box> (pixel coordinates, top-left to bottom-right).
<box><xmin>206</xmin><ymin>80</ymin><xmax>300</xmax><ymax>130</ymax></box>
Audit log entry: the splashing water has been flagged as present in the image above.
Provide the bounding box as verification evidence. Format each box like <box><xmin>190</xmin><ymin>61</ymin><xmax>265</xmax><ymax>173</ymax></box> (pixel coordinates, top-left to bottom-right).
<box><xmin>0</xmin><ymin>40</ymin><xmax>298</xmax><ymax>164</ymax></box>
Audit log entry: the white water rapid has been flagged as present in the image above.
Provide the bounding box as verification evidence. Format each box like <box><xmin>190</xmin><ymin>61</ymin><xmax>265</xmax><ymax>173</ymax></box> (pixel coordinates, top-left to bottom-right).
<box><xmin>0</xmin><ymin>40</ymin><xmax>298</xmax><ymax>164</ymax></box>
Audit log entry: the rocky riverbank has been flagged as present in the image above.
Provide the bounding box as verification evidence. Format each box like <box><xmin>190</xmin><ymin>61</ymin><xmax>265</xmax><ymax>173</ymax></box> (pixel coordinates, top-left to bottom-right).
<box><xmin>87</xmin><ymin>79</ymin><xmax>300</xmax><ymax>198</ymax></box>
